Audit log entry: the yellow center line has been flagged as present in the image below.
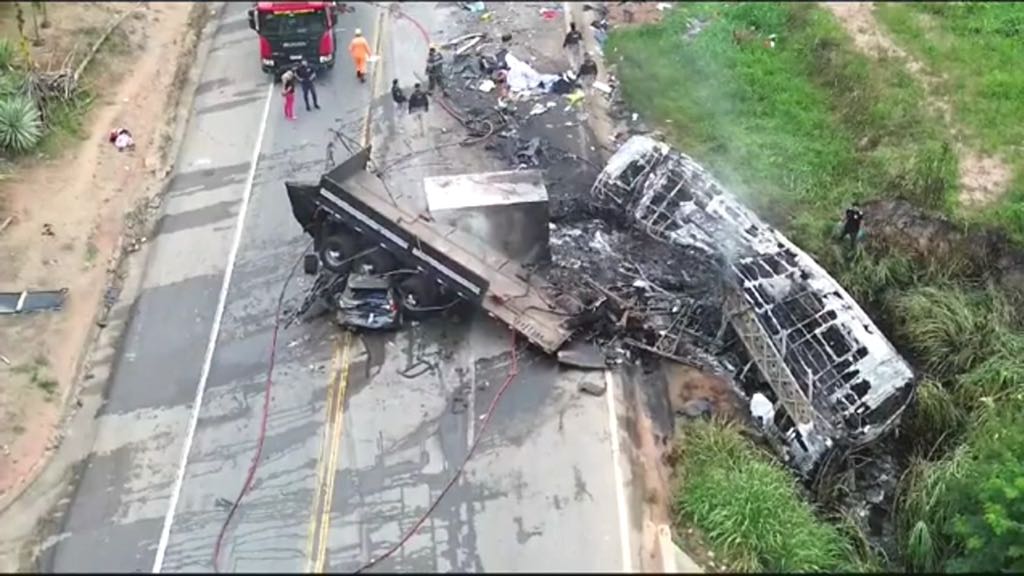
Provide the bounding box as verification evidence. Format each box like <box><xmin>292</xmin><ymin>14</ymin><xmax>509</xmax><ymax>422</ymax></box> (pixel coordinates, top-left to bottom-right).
<box><xmin>305</xmin><ymin>341</ymin><xmax>342</xmax><ymax>572</ymax></box>
<box><xmin>314</xmin><ymin>329</ymin><xmax>353</xmax><ymax>573</ymax></box>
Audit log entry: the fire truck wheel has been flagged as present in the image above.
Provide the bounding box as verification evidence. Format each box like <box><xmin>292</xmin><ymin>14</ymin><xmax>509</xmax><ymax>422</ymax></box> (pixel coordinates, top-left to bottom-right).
<box><xmin>319</xmin><ymin>234</ymin><xmax>358</xmax><ymax>274</ymax></box>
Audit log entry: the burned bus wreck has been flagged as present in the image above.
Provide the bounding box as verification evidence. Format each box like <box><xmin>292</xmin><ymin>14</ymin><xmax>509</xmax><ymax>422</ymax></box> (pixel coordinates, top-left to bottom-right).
<box><xmin>592</xmin><ymin>136</ymin><xmax>916</xmax><ymax>475</ymax></box>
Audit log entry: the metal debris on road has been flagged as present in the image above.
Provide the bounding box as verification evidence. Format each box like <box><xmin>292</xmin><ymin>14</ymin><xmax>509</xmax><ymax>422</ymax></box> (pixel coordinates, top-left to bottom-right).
<box><xmin>0</xmin><ymin>289</ymin><xmax>68</xmax><ymax>315</ymax></box>
<box><xmin>557</xmin><ymin>340</ymin><xmax>606</xmax><ymax>370</ymax></box>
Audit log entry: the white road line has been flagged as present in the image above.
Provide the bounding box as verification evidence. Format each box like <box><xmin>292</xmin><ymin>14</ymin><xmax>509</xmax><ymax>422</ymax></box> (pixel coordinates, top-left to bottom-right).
<box><xmin>151</xmin><ymin>80</ymin><xmax>275</xmax><ymax>573</ymax></box>
<box><xmin>605</xmin><ymin>370</ymin><xmax>634</xmax><ymax>573</ymax></box>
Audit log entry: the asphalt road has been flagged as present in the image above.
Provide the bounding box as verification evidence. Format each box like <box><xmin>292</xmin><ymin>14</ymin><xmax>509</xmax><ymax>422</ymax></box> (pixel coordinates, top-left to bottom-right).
<box><xmin>32</xmin><ymin>2</ymin><xmax>639</xmax><ymax>572</ymax></box>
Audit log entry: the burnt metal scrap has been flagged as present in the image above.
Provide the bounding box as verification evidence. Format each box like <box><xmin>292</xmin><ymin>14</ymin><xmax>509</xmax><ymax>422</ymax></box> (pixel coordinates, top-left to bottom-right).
<box><xmin>590</xmin><ymin>135</ymin><xmax>916</xmax><ymax>475</ymax></box>
<box><xmin>0</xmin><ymin>289</ymin><xmax>68</xmax><ymax>315</ymax></box>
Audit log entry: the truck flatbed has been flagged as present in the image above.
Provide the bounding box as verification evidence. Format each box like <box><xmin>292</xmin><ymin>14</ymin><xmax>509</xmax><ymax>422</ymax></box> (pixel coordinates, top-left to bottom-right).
<box><xmin>288</xmin><ymin>147</ymin><xmax>576</xmax><ymax>354</ymax></box>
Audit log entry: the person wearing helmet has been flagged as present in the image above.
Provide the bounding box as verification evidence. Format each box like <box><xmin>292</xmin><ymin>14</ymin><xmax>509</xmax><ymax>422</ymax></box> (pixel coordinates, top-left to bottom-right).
<box><xmin>425</xmin><ymin>45</ymin><xmax>445</xmax><ymax>95</ymax></box>
<box><xmin>349</xmin><ymin>28</ymin><xmax>372</xmax><ymax>83</ymax></box>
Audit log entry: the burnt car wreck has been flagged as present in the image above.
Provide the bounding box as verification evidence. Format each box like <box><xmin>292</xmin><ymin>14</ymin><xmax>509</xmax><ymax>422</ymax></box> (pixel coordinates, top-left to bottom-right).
<box><xmin>591</xmin><ymin>136</ymin><xmax>917</xmax><ymax>475</ymax></box>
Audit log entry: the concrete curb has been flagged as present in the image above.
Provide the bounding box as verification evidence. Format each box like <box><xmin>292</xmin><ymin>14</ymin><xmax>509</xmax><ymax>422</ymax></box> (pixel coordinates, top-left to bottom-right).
<box><xmin>658</xmin><ymin>524</ymin><xmax>704</xmax><ymax>573</ymax></box>
<box><xmin>0</xmin><ymin>1</ymin><xmax>227</xmax><ymax>517</ymax></box>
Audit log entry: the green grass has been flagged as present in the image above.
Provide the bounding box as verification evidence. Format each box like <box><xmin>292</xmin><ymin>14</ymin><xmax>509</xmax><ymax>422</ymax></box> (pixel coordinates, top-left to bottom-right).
<box><xmin>606</xmin><ymin>2</ymin><xmax>958</xmax><ymax>253</ymax></box>
<box><xmin>37</xmin><ymin>89</ymin><xmax>92</xmax><ymax>157</ymax></box>
<box><xmin>670</xmin><ymin>419</ymin><xmax>863</xmax><ymax>572</ymax></box>
<box><xmin>875</xmin><ymin>2</ymin><xmax>1024</xmax><ymax>240</ymax></box>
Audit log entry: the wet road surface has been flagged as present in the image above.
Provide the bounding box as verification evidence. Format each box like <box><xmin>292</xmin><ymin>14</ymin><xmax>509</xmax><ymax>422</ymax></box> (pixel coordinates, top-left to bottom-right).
<box><xmin>31</xmin><ymin>2</ymin><xmax>639</xmax><ymax>572</ymax></box>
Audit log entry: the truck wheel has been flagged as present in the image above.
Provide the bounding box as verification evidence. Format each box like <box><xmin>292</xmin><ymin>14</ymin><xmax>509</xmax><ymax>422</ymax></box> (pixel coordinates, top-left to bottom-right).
<box><xmin>303</xmin><ymin>253</ymin><xmax>320</xmax><ymax>276</ymax></box>
<box><xmin>400</xmin><ymin>274</ymin><xmax>440</xmax><ymax>310</ymax></box>
<box><xmin>319</xmin><ymin>233</ymin><xmax>358</xmax><ymax>274</ymax></box>
<box><xmin>358</xmin><ymin>247</ymin><xmax>399</xmax><ymax>274</ymax></box>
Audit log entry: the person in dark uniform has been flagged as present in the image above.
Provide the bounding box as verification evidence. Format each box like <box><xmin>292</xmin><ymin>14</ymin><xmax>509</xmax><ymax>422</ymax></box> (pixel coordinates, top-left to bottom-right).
<box><xmin>425</xmin><ymin>46</ymin><xmax>445</xmax><ymax>95</ymax></box>
<box><xmin>391</xmin><ymin>79</ymin><xmax>406</xmax><ymax>112</ymax></box>
<box><xmin>295</xmin><ymin>60</ymin><xmax>320</xmax><ymax>111</ymax></box>
<box><xmin>408</xmin><ymin>83</ymin><xmax>429</xmax><ymax>113</ymax></box>
<box><xmin>838</xmin><ymin>202</ymin><xmax>864</xmax><ymax>249</ymax></box>
<box><xmin>563</xmin><ymin>22</ymin><xmax>583</xmax><ymax>69</ymax></box>
<box><xmin>408</xmin><ymin>82</ymin><xmax>429</xmax><ymax>137</ymax></box>
<box><xmin>577</xmin><ymin>52</ymin><xmax>598</xmax><ymax>88</ymax></box>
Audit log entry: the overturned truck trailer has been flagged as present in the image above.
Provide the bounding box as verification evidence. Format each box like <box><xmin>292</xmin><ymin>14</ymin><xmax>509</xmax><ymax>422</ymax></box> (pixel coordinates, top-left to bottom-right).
<box><xmin>285</xmin><ymin>146</ymin><xmax>578</xmax><ymax>354</ymax></box>
<box><xmin>594</xmin><ymin>136</ymin><xmax>915</xmax><ymax>475</ymax></box>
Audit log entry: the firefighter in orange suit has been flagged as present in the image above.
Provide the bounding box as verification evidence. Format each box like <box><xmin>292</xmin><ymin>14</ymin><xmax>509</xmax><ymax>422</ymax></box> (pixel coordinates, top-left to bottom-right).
<box><xmin>348</xmin><ymin>28</ymin><xmax>371</xmax><ymax>83</ymax></box>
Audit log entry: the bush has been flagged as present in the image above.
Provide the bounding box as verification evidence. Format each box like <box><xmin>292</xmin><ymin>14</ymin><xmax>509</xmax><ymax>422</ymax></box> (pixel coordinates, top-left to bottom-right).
<box><xmin>0</xmin><ymin>93</ymin><xmax>43</xmax><ymax>153</ymax></box>
<box><xmin>902</xmin><ymin>403</ymin><xmax>1024</xmax><ymax>572</ymax></box>
<box><xmin>671</xmin><ymin>419</ymin><xmax>861</xmax><ymax>572</ymax></box>
<box><xmin>903</xmin><ymin>379</ymin><xmax>968</xmax><ymax>455</ymax></box>
<box><xmin>892</xmin><ymin>285</ymin><xmax>1005</xmax><ymax>377</ymax></box>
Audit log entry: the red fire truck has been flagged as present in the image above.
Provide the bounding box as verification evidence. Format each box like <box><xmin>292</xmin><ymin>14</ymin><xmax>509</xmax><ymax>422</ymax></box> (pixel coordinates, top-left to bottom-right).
<box><xmin>246</xmin><ymin>2</ymin><xmax>347</xmax><ymax>76</ymax></box>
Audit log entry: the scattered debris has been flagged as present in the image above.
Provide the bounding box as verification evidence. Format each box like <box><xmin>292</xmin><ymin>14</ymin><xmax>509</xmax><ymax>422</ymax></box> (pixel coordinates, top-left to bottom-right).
<box><xmin>557</xmin><ymin>341</ymin><xmax>606</xmax><ymax>370</ymax></box>
<box><xmin>0</xmin><ymin>289</ymin><xmax>68</xmax><ymax>315</ymax></box>
<box><xmin>461</xmin><ymin>1</ymin><xmax>486</xmax><ymax>13</ymax></box>
<box><xmin>0</xmin><ymin>216</ymin><xmax>13</xmax><ymax>236</ymax></box>
<box><xmin>478</xmin><ymin>78</ymin><xmax>495</xmax><ymax>92</ymax></box>
<box><xmin>678</xmin><ymin>398</ymin><xmax>713</xmax><ymax>419</ymax></box>
<box><xmin>578</xmin><ymin>377</ymin><xmax>607</xmax><ymax>396</ymax></box>
<box><xmin>41</xmin><ymin>223</ymin><xmax>55</xmax><ymax>237</ymax></box>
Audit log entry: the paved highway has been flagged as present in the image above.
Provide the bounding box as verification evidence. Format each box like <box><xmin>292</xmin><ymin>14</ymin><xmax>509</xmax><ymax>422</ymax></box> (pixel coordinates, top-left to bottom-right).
<box><xmin>28</xmin><ymin>2</ymin><xmax>641</xmax><ymax>572</ymax></box>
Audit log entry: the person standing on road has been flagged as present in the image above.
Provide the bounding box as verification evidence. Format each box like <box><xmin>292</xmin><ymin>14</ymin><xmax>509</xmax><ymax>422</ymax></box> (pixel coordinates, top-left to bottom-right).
<box><xmin>296</xmin><ymin>59</ymin><xmax>320</xmax><ymax>111</ymax></box>
<box><xmin>577</xmin><ymin>52</ymin><xmax>598</xmax><ymax>89</ymax></box>
<box><xmin>838</xmin><ymin>202</ymin><xmax>864</xmax><ymax>250</ymax></box>
<box><xmin>391</xmin><ymin>79</ymin><xmax>407</xmax><ymax>111</ymax></box>
<box><xmin>563</xmin><ymin>22</ymin><xmax>583</xmax><ymax>70</ymax></box>
<box><xmin>425</xmin><ymin>46</ymin><xmax>445</xmax><ymax>96</ymax></box>
<box><xmin>281</xmin><ymin>69</ymin><xmax>297</xmax><ymax>120</ymax></box>
<box><xmin>349</xmin><ymin>28</ymin><xmax>372</xmax><ymax>83</ymax></box>
<box><xmin>408</xmin><ymin>82</ymin><xmax>429</xmax><ymax>137</ymax></box>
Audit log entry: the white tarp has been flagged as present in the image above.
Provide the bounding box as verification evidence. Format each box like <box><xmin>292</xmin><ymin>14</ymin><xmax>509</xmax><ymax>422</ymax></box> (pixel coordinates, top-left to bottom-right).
<box><xmin>504</xmin><ymin>53</ymin><xmax>559</xmax><ymax>95</ymax></box>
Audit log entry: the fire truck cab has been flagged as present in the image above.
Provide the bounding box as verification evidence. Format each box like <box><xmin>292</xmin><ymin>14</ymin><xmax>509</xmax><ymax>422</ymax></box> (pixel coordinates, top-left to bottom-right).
<box><xmin>247</xmin><ymin>2</ymin><xmax>343</xmax><ymax>76</ymax></box>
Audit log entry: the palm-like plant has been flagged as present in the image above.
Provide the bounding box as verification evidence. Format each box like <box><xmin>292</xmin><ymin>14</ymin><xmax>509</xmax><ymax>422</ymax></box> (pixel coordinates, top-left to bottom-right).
<box><xmin>0</xmin><ymin>94</ymin><xmax>43</xmax><ymax>152</ymax></box>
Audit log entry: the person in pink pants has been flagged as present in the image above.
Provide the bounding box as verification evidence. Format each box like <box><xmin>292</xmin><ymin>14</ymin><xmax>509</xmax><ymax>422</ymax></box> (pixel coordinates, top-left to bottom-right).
<box><xmin>281</xmin><ymin>70</ymin><xmax>297</xmax><ymax>120</ymax></box>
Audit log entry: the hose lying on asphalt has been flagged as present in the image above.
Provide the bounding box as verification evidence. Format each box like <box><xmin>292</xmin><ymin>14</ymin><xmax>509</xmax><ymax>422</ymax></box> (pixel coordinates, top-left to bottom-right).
<box><xmin>212</xmin><ymin>239</ymin><xmax>312</xmax><ymax>573</ymax></box>
<box><xmin>354</xmin><ymin>330</ymin><xmax>520</xmax><ymax>573</ymax></box>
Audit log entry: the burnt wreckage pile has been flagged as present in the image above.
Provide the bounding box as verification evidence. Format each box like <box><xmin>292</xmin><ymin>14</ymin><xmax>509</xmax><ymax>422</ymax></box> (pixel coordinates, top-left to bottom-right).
<box><xmin>579</xmin><ymin>136</ymin><xmax>917</xmax><ymax>474</ymax></box>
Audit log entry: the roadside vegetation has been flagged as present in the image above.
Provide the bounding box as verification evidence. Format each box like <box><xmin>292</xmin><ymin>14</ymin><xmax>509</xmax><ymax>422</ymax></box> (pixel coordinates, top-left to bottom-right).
<box><xmin>671</xmin><ymin>419</ymin><xmax>866</xmax><ymax>572</ymax></box>
<box><xmin>0</xmin><ymin>2</ymin><xmax>97</xmax><ymax>157</ymax></box>
<box><xmin>607</xmin><ymin>2</ymin><xmax>1024</xmax><ymax>572</ymax></box>
<box><xmin>875</xmin><ymin>2</ymin><xmax>1024</xmax><ymax>238</ymax></box>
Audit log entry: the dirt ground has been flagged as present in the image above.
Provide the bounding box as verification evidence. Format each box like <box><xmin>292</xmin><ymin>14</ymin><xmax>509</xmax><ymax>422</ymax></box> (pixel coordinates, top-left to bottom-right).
<box><xmin>822</xmin><ymin>2</ymin><xmax>1012</xmax><ymax>208</ymax></box>
<box><xmin>0</xmin><ymin>2</ymin><xmax>203</xmax><ymax>506</ymax></box>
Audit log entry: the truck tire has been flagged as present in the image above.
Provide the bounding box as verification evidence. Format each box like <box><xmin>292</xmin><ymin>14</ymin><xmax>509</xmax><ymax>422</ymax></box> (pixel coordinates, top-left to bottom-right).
<box><xmin>303</xmin><ymin>253</ymin><xmax>320</xmax><ymax>276</ymax></box>
<box><xmin>399</xmin><ymin>274</ymin><xmax>440</xmax><ymax>311</ymax></box>
<box><xmin>358</xmin><ymin>246</ymin><xmax>399</xmax><ymax>274</ymax></box>
<box><xmin>319</xmin><ymin>233</ymin><xmax>358</xmax><ymax>274</ymax></box>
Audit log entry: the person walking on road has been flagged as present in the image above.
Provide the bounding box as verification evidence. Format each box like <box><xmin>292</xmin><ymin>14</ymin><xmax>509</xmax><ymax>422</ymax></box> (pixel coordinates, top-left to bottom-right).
<box><xmin>391</xmin><ymin>79</ymin><xmax>406</xmax><ymax>111</ymax></box>
<box><xmin>296</xmin><ymin>59</ymin><xmax>320</xmax><ymax>111</ymax></box>
<box><xmin>349</xmin><ymin>28</ymin><xmax>372</xmax><ymax>83</ymax></box>
<box><xmin>577</xmin><ymin>52</ymin><xmax>598</xmax><ymax>89</ymax></box>
<box><xmin>281</xmin><ymin>69</ymin><xmax>297</xmax><ymax>120</ymax></box>
<box><xmin>425</xmin><ymin>46</ymin><xmax>445</xmax><ymax>96</ymax></box>
<box><xmin>408</xmin><ymin>82</ymin><xmax>429</xmax><ymax>137</ymax></box>
<box><xmin>563</xmin><ymin>22</ymin><xmax>583</xmax><ymax>70</ymax></box>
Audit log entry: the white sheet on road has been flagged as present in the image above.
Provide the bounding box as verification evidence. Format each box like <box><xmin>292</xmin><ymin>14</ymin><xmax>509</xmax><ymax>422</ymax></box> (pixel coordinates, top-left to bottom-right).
<box><xmin>504</xmin><ymin>53</ymin><xmax>559</xmax><ymax>96</ymax></box>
